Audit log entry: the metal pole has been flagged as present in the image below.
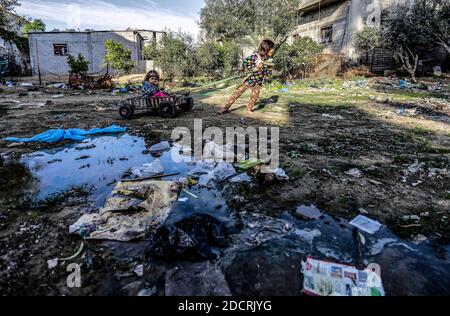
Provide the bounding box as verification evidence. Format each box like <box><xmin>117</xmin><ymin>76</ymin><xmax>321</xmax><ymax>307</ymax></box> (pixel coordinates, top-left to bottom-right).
<box><xmin>35</xmin><ymin>39</ymin><xmax>42</xmax><ymax>86</ymax></box>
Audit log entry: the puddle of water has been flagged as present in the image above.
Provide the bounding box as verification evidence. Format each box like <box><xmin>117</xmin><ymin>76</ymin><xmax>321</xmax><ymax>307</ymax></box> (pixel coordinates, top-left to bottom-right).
<box><xmin>14</xmin><ymin>135</ymin><xmax>450</xmax><ymax>295</ymax></box>
<box><xmin>21</xmin><ymin>134</ymin><xmax>191</xmax><ymax>206</ymax></box>
<box><xmin>20</xmin><ymin>134</ymin><xmax>229</xmax><ymax>216</ymax></box>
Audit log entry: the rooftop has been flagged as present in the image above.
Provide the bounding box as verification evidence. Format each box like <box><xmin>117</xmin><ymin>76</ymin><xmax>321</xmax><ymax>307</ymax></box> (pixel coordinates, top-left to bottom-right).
<box><xmin>299</xmin><ymin>0</ymin><xmax>344</xmax><ymax>12</ymax></box>
<box><xmin>27</xmin><ymin>29</ymin><xmax>166</xmax><ymax>35</ymax></box>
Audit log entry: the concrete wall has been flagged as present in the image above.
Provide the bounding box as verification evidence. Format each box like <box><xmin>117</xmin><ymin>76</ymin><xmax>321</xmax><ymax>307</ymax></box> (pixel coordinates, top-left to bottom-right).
<box><xmin>29</xmin><ymin>31</ymin><xmax>144</xmax><ymax>76</ymax></box>
<box><xmin>292</xmin><ymin>0</ymin><xmax>394</xmax><ymax>58</ymax></box>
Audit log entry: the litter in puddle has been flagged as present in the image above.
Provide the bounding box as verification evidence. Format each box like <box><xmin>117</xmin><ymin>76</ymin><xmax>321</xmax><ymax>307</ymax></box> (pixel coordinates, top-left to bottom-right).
<box><xmin>302</xmin><ymin>257</ymin><xmax>385</xmax><ymax>296</ymax></box>
<box><xmin>349</xmin><ymin>215</ymin><xmax>382</xmax><ymax>234</ymax></box>
<box><xmin>70</xmin><ymin>180</ymin><xmax>179</xmax><ymax>241</ymax></box>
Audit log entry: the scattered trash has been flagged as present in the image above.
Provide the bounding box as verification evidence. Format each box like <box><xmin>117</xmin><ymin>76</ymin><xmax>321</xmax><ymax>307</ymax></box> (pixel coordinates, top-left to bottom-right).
<box><xmin>322</xmin><ymin>114</ymin><xmax>344</xmax><ymax>120</ymax></box>
<box><xmin>302</xmin><ymin>258</ymin><xmax>385</xmax><ymax>296</ymax></box>
<box><xmin>412</xmin><ymin>234</ymin><xmax>428</xmax><ymax>245</ymax></box>
<box><xmin>133</xmin><ymin>264</ymin><xmax>144</xmax><ymax>277</ymax></box>
<box><xmin>402</xmin><ymin>215</ymin><xmax>421</xmax><ymax>222</ymax></box>
<box><xmin>349</xmin><ymin>215</ymin><xmax>382</xmax><ymax>235</ymax></box>
<box><xmin>358</xmin><ymin>208</ymin><xmax>369</xmax><ymax>215</ymax></box>
<box><xmin>50</xmin><ymin>83</ymin><xmax>67</xmax><ymax>89</ymax></box>
<box><xmin>131</xmin><ymin>159</ymin><xmax>164</xmax><ymax>178</ymax></box>
<box><xmin>203</xmin><ymin>140</ymin><xmax>236</xmax><ymax>162</ymax></box>
<box><xmin>433</xmin><ymin>66</ymin><xmax>442</xmax><ymax>77</ymax></box>
<box><xmin>295</xmin><ymin>228</ymin><xmax>321</xmax><ymax>243</ymax></box>
<box><xmin>236</xmin><ymin>159</ymin><xmax>266</xmax><ymax>170</ymax></box>
<box><xmin>178</xmin><ymin>197</ymin><xmax>189</xmax><ymax>202</ymax></box>
<box><xmin>149</xmin><ymin>214</ymin><xmax>229</xmax><ymax>260</ymax></box>
<box><xmin>182</xmin><ymin>188</ymin><xmax>198</xmax><ymax>199</ymax></box>
<box><xmin>190</xmin><ymin>161</ymin><xmax>236</xmax><ymax>187</ymax></box>
<box><xmin>269</xmin><ymin>168</ymin><xmax>289</xmax><ymax>180</ymax></box>
<box><xmin>3</xmin><ymin>125</ymin><xmax>127</xmax><ymax>143</ymax></box>
<box><xmin>229</xmin><ymin>173</ymin><xmax>252</xmax><ymax>183</ymax></box>
<box><xmin>138</xmin><ymin>287</ymin><xmax>157</xmax><ymax>297</ymax></box>
<box><xmin>70</xmin><ymin>180</ymin><xmax>179</xmax><ymax>241</ymax></box>
<box><xmin>149</xmin><ymin>141</ymin><xmax>171</xmax><ymax>154</ymax></box>
<box><xmin>19</xmin><ymin>82</ymin><xmax>33</xmax><ymax>87</ymax></box>
<box><xmin>47</xmin><ymin>258</ymin><xmax>58</xmax><ymax>269</ymax></box>
<box><xmin>345</xmin><ymin>168</ymin><xmax>363</xmax><ymax>178</ymax></box>
<box><xmin>295</xmin><ymin>205</ymin><xmax>322</xmax><ymax>220</ymax></box>
<box><xmin>51</xmin><ymin>94</ymin><xmax>65</xmax><ymax>99</ymax></box>
<box><xmin>369</xmin><ymin>238</ymin><xmax>416</xmax><ymax>256</ymax></box>
<box><xmin>278</xmin><ymin>87</ymin><xmax>289</xmax><ymax>93</ymax></box>
<box><xmin>68</xmin><ymin>73</ymin><xmax>113</xmax><ymax>90</ymax></box>
<box><xmin>59</xmin><ymin>241</ymin><xmax>85</xmax><ymax>261</ymax></box>
<box><xmin>408</xmin><ymin>161</ymin><xmax>422</xmax><ymax>174</ymax></box>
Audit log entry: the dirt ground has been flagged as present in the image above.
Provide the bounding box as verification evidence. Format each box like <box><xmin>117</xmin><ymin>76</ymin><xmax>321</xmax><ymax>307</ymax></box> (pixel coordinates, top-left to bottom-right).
<box><xmin>0</xmin><ymin>77</ymin><xmax>449</xmax><ymax>295</ymax></box>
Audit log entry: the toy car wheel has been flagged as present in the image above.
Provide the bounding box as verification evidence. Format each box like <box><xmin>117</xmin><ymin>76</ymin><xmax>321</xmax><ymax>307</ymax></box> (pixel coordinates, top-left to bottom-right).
<box><xmin>159</xmin><ymin>101</ymin><xmax>176</xmax><ymax>118</ymax></box>
<box><xmin>178</xmin><ymin>97</ymin><xmax>194</xmax><ymax>112</ymax></box>
<box><xmin>119</xmin><ymin>104</ymin><xmax>134</xmax><ymax>120</ymax></box>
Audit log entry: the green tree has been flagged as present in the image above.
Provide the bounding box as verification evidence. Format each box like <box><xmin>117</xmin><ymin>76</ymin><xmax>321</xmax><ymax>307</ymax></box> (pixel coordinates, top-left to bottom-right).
<box><xmin>104</xmin><ymin>40</ymin><xmax>135</xmax><ymax>77</ymax></box>
<box><xmin>152</xmin><ymin>31</ymin><xmax>199</xmax><ymax>81</ymax></box>
<box><xmin>23</xmin><ymin>19</ymin><xmax>46</xmax><ymax>35</ymax></box>
<box><xmin>411</xmin><ymin>0</ymin><xmax>450</xmax><ymax>55</ymax></box>
<box><xmin>200</xmin><ymin>0</ymin><xmax>299</xmax><ymax>47</ymax></box>
<box><xmin>353</xmin><ymin>26</ymin><xmax>382</xmax><ymax>54</ymax></box>
<box><xmin>382</xmin><ymin>0</ymin><xmax>440</xmax><ymax>82</ymax></box>
<box><xmin>142</xmin><ymin>41</ymin><xmax>159</xmax><ymax>60</ymax></box>
<box><xmin>67</xmin><ymin>54</ymin><xmax>89</xmax><ymax>74</ymax></box>
<box><xmin>274</xmin><ymin>36</ymin><xmax>322</xmax><ymax>80</ymax></box>
<box><xmin>198</xmin><ymin>40</ymin><xmax>225</xmax><ymax>78</ymax></box>
<box><xmin>0</xmin><ymin>0</ymin><xmax>20</xmax><ymax>30</ymax></box>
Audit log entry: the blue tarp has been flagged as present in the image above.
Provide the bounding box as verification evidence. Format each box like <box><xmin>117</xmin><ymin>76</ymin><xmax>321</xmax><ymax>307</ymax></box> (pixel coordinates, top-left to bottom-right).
<box><xmin>4</xmin><ymin>125</ymin><xmax>127</xmax><ymax>143</ymax></box>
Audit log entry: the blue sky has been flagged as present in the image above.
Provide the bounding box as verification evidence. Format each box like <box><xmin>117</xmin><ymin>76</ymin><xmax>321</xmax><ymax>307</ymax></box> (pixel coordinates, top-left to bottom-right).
<box><xmin>16</xmin><ymin>0</ymin><xmax>205</xmax><ymax>36</ymax></box>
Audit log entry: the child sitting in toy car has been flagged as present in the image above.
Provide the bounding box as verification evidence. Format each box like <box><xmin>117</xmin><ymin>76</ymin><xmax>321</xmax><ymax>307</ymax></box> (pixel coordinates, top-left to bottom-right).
<box><xmin>143</xmin><ymin>70</ymin><xmax>168</xmax><ymax>97</ymax></box>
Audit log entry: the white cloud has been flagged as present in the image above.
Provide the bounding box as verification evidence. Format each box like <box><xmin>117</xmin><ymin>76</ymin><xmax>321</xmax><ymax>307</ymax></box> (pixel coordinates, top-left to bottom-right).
<box><xmin>16</xmin><ymin>0</ymin><xmax>199</xmax><ymax>36</ymax></box>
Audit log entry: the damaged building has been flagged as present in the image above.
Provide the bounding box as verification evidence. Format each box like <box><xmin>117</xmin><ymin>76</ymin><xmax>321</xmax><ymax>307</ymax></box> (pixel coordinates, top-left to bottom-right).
<box><xmin>28</xmin><ymin>29</ymin><xmax>165</xmax><ymax>76</ymax></box>
<box><xmin>291</xmin><ymin>0</ymin><xmax>395</xmax><ymax>74</ymax></box>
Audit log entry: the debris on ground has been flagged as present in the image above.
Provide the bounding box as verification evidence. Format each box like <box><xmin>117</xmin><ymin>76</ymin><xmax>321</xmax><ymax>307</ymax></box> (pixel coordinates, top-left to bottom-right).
<box><xmin>189</xmin><ymin>161</ymin><xmax>236</xmax><ymax>187</ymax></box>
<box><xmin>70</xmin><ymin>180</ymin><xmax>179</xmax><ymax>241</ymax></box>
<box><xmin>68</xmin><ymin>73</ymin><xmax>113</xmax><ymax>90</ymax></box>
<box><xmin>149</xmin><ymin>141</ymin><xmax>171</xmax><ymax>154</ymax></box>
<box><xmin>229</xmin><ymin>173</ymin><xmax>252</xmax><ymax>183</ymax></box>
<box><xmin>295</xmin><ymin>204</ymin><xmax>322</xmax><ymax>220</ymax></box>
<box><xmin>203</xmin><ymin>140</ymin><xmax>236</xmax><ymax>162</ymax></box>
<box><xmin>345</xmin><ymin>168</ymin><xmax>363</xmax><ymax>178</ymax></box>
<box><xmin>3</xmin><ymin>125</ymin><xmax>127</xmax><ymax>143</ymax></box>
<box><xmin>322</xmin><ymin>114</ymin><xmax>344</xmax><ymax>120</ymax></box>
<box><xmin>149</xmin><ymin>214</ymin><xmax>229</xmax><ymax>260</ymax></box>
<box><xmin>349</xmin><ymin>215</ymin><xmax>382</xmax><ymax>234</ymax></box>
<box><xmin>131</xmin><ymin>159</ymin><xmax>164</xmax><ymax>178</ymax></box>
<box><xmin>301</xmin><ymin>257</ymin><xmax>385</xmax><ymax>296</ymax></box>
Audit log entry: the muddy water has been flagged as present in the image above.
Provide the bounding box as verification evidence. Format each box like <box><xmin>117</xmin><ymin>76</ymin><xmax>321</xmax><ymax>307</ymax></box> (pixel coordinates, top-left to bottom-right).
<box><xmin>4</xmin><ymin>134</ymin><xmax>450</xmax><ymax>296</ymax></box>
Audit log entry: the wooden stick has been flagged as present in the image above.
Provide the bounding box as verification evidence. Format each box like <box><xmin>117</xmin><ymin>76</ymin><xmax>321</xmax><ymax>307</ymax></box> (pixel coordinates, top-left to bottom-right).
<box><xmin>121</xmin><ymin>172</ymin><xmax>180</xmax><ymax>183</ymax></box>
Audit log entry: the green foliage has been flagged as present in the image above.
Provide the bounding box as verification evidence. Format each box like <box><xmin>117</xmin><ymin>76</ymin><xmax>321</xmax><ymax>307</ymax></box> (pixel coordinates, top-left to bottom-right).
<box><xmin>381</xmin><ymin>0</ymin><xmax>440</xmax><ymax>82</ymax></box>
<box><xmin>151</xmin><ymin>31</ymin><xmax>198</xmax><ymax>81</ymax></box>
<box><xmin>197</xmin><ymin>40</ymin><xmax>241</xmax><ymax>78</ymax></box>
<box><xmin>200</xmin><ymin>0</ymin><xmax>299</xmax><ymax>45</ymax></box>
<box><xmin>273</xmin><ymin>36</ymin><xmax>322</xmax><ymax>79</ymax></box>
<box><xmin>142</xmin><ymin>41</ymin><xmax>159</xmax><ymax>60</ymax></box>
<box><xmin>0</xmin><ymin>0</ymin><xmax>20</xmax><ymax>30</ymax></box>
<box><xmin>23</xmin><ymin>19</ymin><xmax>46</xmax><ymax>35</ymax></box>
<box><xmin>104</xmin><ymin>40</ymin><xmax>135</xmax><ymax>76</ymax></box>
<box><xmin>67</xmin><ymin>54</ymin><xmax>89</xmax><ymax>74</ymax></box>
<box><xmin>353</xmin><ymin>26</ymin><xmax>383</xmax><ymax>53</ymax></box>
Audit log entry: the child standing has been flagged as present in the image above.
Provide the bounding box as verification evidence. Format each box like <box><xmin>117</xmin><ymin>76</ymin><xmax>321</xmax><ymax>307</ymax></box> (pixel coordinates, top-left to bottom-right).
<box><xmin>219</xmin><ymin>39</ymin><xmax>275</xmax><ymax>115</ymax></box>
